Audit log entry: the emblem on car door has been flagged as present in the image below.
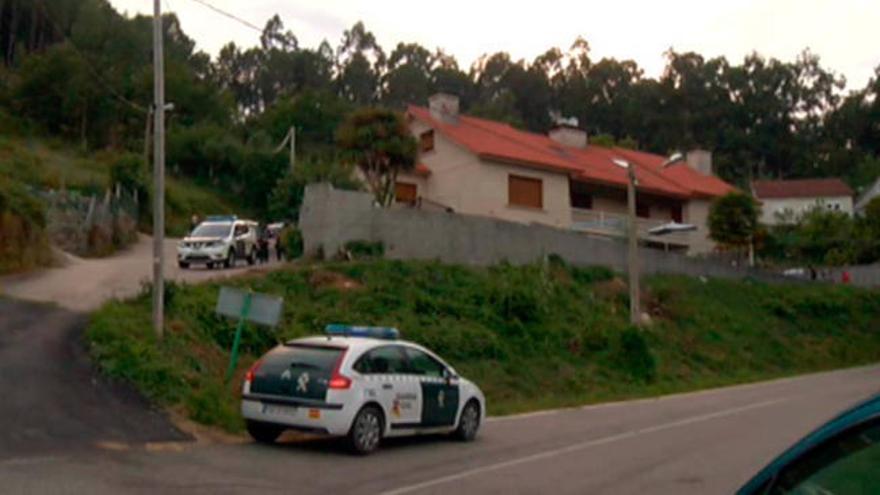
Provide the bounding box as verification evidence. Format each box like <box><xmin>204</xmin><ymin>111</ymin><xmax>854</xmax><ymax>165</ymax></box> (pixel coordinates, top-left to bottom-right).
<box><xmin>438</xmin><ymin>390</ymin><xmax>445</xmax><ymax>408</ymax></box>
<box><xmin>297</xmin><ymin>372</ymin><xmax>310</xmax><ymax>392</ymax></box>
<box><xmin>281</xmin><ymin>369</ymin><xmax>292</xmax><ymax>380</ymax></box>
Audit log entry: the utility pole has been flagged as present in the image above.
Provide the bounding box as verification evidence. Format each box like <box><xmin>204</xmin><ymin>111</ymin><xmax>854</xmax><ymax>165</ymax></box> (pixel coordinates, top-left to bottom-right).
<box><xmin>273</xmin><ymin>126</ymin><xmax>297</xmax><ymax>172</ymax></box>
<box><xmin>626</xmin><ymin>165</ymin><xmax>640</xmax><ymax>326</ymax></box>
<box><xmin>289</xmin><ymin>126</ymin><xmax>296</xmax><ymax>172</ymax></box>
<box><xmin>152</xmin><ymin>0</ymin><xmax>165</xmax><ymax>339</ymax></box>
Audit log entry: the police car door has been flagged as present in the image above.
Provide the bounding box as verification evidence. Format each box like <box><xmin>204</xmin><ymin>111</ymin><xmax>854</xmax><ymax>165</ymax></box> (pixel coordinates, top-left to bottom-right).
<box><xmin>357</xmin><ymin>345</ymin><xmax>421</xmax><ymax>428</ymax></box>
<box><xmin>404</xmin><ymin>347</ymin><xmax>459</xmax><ymax>428</ymax></box>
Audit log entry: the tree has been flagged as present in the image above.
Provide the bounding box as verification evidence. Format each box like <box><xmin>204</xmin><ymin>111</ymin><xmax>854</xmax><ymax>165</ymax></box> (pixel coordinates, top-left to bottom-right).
<box><xmin>268</xmin><ymin>160</ymin><xmax>360</xmax><ymax>222</ymax></box>
<box><xmin>708</xmin><ymin>192</ymin><xmax>760</xmax><ymax>251</ymax></box>
<box><xmin>336</xmin><ymin>108</ymin><xmax>417</xmax><ymax>206</ymax></box>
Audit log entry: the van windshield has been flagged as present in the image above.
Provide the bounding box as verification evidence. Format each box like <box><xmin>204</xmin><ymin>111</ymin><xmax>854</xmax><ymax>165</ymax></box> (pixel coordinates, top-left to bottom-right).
<box><xmin>191</xmin><ymin>223</ymin><xmax>232</xmax><ymax>238</ymax></box>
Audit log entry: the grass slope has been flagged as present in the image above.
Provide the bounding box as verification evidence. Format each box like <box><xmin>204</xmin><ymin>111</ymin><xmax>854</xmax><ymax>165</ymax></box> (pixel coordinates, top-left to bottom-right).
<box><xmin>0</xmin><ymin>134</ymin><xmax>243</xmax><ymax>237</ymax></box>
<box><xmin>86</xmin><ymin>260</ymin><xmax>880</xmax><ymax>433</ymax></box>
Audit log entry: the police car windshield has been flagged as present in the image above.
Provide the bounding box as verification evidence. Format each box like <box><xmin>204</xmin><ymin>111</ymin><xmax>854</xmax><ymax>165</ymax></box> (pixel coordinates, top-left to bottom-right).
<box><xmin>191</xmin><ymin>223</ymin><xmax>232</xmax><ymax>238</ymax></box>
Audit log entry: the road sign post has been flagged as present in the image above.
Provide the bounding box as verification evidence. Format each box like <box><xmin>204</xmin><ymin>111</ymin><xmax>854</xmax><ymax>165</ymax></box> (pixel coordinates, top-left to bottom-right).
<box><xmin>216</xmin><ymin>287</ymin><xmax>283</xmax><ymax>383</ymax></box>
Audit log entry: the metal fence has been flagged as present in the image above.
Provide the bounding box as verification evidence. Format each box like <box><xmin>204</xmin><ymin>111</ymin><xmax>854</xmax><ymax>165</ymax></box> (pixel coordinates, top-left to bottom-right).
<box><xmin>37</xmin><ymin>185</ymin><xmax>140</xmax><ymax>256</ymax></box>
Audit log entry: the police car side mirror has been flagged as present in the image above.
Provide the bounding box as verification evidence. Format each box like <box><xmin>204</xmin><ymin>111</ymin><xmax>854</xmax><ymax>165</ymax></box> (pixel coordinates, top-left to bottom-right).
<box><xmin>442</xmin><ymin>368</ymin><xmax>458</xmax><ymax>382</ymax></box>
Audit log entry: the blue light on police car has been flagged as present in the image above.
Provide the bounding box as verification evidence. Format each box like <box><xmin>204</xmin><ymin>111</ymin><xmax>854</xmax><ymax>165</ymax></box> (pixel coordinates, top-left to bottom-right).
<box><xmin>325</xmin><ymin>324</ymin><xmax>399</xmax><ymax>340</ymax></box>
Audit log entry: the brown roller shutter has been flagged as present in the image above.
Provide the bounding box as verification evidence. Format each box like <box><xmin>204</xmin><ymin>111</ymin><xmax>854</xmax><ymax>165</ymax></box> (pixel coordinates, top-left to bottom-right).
<box><xmin>508</xmin><ymin>175</ymin><xmax>543</xmax><ymax>209</ymax></box>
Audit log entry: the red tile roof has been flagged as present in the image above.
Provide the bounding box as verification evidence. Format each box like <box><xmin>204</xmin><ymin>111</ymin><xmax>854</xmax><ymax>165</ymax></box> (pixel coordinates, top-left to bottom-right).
<box><xmin>751</xmin><ymin>178</ymin><xmax>853</xmax><ymax>199</ymax></box>
<box><xmin>408</xmin><ymin>105</ymin><xmax>735</xmax><ymax>199</ymax></box>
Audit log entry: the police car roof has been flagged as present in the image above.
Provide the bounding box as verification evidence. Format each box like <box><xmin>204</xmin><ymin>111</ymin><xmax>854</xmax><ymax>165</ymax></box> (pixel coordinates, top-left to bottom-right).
<box><xmin>286</xmin><ymin>335</ymin><xmax>413</xmax><ymax>351</ymax></box>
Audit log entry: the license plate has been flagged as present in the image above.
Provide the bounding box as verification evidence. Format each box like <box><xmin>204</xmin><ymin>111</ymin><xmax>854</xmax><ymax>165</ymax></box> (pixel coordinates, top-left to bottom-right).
<box><xmin>262</xmin><ymin>403</ymin><xmax>297</xmax><ymax>418</ymax></box>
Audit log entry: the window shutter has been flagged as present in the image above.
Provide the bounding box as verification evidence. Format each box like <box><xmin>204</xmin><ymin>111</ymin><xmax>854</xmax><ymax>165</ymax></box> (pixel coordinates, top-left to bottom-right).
<box><xmin>508</xmin><ymin>175</ymin><xmax>543</xmax><ymax>209</ymax></box>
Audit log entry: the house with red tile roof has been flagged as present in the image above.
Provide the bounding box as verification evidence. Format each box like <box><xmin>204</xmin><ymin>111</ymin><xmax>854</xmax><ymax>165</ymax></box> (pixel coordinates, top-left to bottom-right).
<box><xmin>751</xmin><ymin>178</ymin><xmax>854</xmax><ymax>225</ymax></box>
<box><xmin>394</xmin><ymin>93</ymin><xmax>736</xmax><ymax>254</ymax></box>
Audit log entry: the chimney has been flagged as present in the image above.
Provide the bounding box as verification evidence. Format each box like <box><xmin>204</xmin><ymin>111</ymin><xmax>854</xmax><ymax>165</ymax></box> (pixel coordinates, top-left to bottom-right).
<box><xmin>429</xmin><ymin>93</ymin><xmax>459</xmax><ymax>123</ymax></box>
<box><xmin>548</xmin><ymin>117</ymin><xmax>588</xmax><ymax>149</ymax></box>
<box><xmin>686</xmin><ymin>149</ymin><xmax>713</xmax><ymax>176</ymax></box>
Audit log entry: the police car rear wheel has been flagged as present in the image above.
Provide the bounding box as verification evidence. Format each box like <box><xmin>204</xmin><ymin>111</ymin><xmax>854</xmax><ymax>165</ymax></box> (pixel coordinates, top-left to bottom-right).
<box><xmin>454</xmin><ymin>400</ymin><xmax>480</xmax><ymax>441</ymax></box>
<box><xmin>348</xmin><ymin>406</ymin><xmax>383</xmax><ymax>455</ymax></box>
<box><xmin>246</xmin><ymin>420</ymin><xmax>284</xmax><ymax>444</ymax></box>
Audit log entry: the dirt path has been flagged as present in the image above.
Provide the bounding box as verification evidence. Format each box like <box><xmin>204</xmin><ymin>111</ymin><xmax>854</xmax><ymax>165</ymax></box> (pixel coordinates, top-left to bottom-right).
<box><xmin>0</xmin><ymin>235</ymin><xmax>284</xmax><ymax>311</ymax></box>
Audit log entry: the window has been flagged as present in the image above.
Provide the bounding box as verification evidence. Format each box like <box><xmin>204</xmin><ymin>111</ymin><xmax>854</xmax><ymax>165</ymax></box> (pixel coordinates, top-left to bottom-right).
<box><xmin>419</xmin><ymin>130</ymin><xmax>435</xmax><ymax>152</ymax></box>
<box><xmin>570</xmin><ymin>181</ymin><xmax>593</xmax><ymax>209</ymax></box>
<box><xmin>636</xmin><ymin>200</ymin><xmax>650</xmax><ymax>218</ymax></box>
<box><xmin>671</xmin><ymin>204</ymin><xmax>683</xmax><ymax>223</ymax></box>
<box><xmin>395</xmin><ymin>182</ymin><xmax>418</xmax><ymax>204</ymax></box>
<box><xmin>767</xmin><ymin>418</ymin><xmax>880</xmax><ymax>494</ymax></box>
<box><xmin>508</xmin><ymin>175</ymin><xmax>543</xmax><ymax>209</ymax></box>
<box><xmin>234</xmin><ymin>224</ymin><xmax>248</xmax><ymax>236</ymax></box>
<box><xmin>403</xmin><ymin>348</ymin><xmax>446</xmax><ymax>377</ymax></box>
<box><xmin>353</xmin><ymin>346</ymin><xmax>408</xmax><ymax>374</ymax></box>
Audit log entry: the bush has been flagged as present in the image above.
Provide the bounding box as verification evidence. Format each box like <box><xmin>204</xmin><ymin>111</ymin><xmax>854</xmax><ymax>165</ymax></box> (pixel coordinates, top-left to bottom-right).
<box><xmin>0</xmin><ymin>178</ymin><xmax>51</xmax><ymax>273</ymax></box>
<box><xmin>614</xmin><ymin>328</ymin><xmax>657</xmax><ymax>383</ymax></box>
<box><xmin>282</xmin><ymin>227</ymin><xmax>303</xmax><ymax>259</ymax></box>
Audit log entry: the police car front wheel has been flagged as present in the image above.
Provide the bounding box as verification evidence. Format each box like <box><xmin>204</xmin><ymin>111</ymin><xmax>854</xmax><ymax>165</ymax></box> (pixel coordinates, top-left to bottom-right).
<box><xmin>454</xmin><ymin>400</ymin><xmax>481</xmax><ymax>441</ymax></box>
<box><xmin>348</xmin><ymin>405</ymin><xmax>383</xmax><ymax>455</ymax></box>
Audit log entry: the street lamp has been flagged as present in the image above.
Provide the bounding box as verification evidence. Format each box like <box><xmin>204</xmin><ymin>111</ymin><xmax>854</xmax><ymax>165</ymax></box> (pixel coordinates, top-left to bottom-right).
<box><xmin>612</xmin><ymin>158</ymin><xmax>641</xmax><ymax>326</ymax></box>
<box><xmin>662</xmin><ymin>152</ymin><xmax>684</xmax><ymax>168</ymax></box>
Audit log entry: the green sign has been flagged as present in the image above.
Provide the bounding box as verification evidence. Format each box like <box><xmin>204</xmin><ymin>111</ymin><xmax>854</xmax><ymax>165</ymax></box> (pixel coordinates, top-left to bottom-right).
<box><xmin>216</xmin><ymin>287</ymin><xmax>283</xmax><ymax>382</ymax></box>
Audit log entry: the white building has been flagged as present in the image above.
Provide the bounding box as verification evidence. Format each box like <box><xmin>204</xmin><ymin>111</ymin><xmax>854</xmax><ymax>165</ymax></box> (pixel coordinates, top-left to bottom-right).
<box><xmin>752</xmin><ymin>178</ymin><xmax>854</xmax><ymax>225</ymax></box>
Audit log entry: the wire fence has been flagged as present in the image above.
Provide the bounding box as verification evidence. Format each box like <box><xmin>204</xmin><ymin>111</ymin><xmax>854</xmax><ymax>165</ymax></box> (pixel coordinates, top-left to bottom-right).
<box><xmin>37</xmin><ymin>185</ymin><xmax>140</xmax><ymax>257</ymax></box>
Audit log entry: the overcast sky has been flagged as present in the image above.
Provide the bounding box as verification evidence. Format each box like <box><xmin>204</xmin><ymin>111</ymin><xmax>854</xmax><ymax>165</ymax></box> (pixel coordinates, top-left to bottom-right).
<box><xmin>109</xmin><ymin>0</ymin><xmax>879</xmax><ymax>92</ymax></box>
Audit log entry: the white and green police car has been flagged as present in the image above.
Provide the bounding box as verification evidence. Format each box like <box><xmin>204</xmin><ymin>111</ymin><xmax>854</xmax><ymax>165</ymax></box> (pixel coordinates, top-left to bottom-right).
<box><xmin>241</xmin><ymin>325</ymin><xmax>485</xmax><ymax>454</ymax></box>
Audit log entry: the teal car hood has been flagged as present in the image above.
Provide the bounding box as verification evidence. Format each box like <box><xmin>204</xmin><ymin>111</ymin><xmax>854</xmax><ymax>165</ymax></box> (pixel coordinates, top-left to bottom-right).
<box><xmin>737</xmin><ymin>392</ymin><xmax>880</xmax><ymax>494</ymax></box>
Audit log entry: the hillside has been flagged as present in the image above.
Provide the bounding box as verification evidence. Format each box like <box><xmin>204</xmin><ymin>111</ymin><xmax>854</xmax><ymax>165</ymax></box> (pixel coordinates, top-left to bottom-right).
<box><xmin>87</xmin><ymin>259</ymin><xmax>880</xmax><ymax>432</ymax></box>
<box><xmin>0</xmin><ymin>127</ymin><xmax>246</xmax><ymax>273</ymax></box>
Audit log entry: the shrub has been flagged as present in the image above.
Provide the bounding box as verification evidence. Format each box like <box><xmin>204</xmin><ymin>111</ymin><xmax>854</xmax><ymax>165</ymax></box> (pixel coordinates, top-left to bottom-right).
<box><xmin>614</xmin><ymin>328</ymin><xmax>657</xmax><ymax>383</ymax></box>
<box><xmin>282</xmin><ymin>227</ymin><xmax>304</xmax><ymax>259</ymax></box>
<box><xmin>0</xmin><ymin>178</ymin><xmax>51</xmax><ymax>273</ymax></box>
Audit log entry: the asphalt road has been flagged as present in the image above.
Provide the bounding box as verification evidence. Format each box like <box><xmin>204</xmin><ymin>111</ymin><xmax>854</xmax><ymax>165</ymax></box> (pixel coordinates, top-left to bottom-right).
<box><xmin>1</xmin><ymin>363</ymin><xmax>877</xmax><ymax>494</ymax></box>
<box><xmin>0</xmin><ymin>299</ymin><xmax>188</xmax><ymax>459</ymax></box>
<box><xmin>0</xmin><ymin>235</ymin><xmax>283</xmax><ymax>311</ymax></box>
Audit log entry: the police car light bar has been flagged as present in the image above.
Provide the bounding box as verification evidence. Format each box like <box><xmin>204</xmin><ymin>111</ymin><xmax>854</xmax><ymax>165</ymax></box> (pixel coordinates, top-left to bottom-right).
<box><xmin>205</xmin><ymin>214</ymin><xmax>237</xmax><ymax>222</ymax></box>
<box><xmin>325</xmin><ymin>324</ymin><xmax>399</xmax><ymax>340</ymax></box>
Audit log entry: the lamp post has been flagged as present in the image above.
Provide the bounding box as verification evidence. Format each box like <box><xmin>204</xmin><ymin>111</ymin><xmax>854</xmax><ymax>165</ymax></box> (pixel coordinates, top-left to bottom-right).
<box><xmin>612</xmin><ymin>158</ymin><xmax>640</xmax><ymax>326</ymax></box>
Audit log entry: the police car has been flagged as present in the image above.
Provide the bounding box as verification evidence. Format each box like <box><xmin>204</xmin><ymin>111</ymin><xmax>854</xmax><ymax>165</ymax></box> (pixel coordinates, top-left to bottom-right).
<box><xmin>177</xmin><ymin>216</ymin><xmax>259</xmax><ymax>269</ymax></box>
<box><xmin>241</xmin><ymin>325</ymin><xmax>486</xmax><ymax>454</ymax></box>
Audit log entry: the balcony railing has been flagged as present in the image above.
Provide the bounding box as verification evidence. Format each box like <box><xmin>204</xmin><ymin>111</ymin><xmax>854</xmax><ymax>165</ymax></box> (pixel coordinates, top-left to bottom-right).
<box><xmin>570</xmin><ymin>208</ymin><xmax>692</xmax><ymax>246</ymax></box>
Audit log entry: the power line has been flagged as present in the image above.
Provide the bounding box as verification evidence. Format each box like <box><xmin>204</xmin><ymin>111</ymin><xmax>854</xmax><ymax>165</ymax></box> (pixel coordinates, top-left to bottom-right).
<box><xmin>186</xmin><ymin>0</ymin><xmax>263</xmax><ymax>34</ymax></box>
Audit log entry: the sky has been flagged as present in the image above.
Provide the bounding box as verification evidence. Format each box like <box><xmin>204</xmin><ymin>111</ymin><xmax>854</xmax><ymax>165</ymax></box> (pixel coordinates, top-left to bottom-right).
<box><xmin>109</xmin><ymin>0</ymin><xmax>879</xmax><ymax>91</ymax></box>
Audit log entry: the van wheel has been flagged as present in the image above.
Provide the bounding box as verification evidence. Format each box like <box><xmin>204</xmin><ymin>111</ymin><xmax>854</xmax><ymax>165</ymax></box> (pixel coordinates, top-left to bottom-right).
<box><xmin>247</xmin><ymin>420</ymin><xmax>284</xmax><ymax>444</ymax></box>
<box><xmin>224</xmin><ymin>249</ymin><xmax>236</xmax><ymax>269</ymax></box>
<box><xmin>453</xmin><ymin>400</ymin><xmax>481</xmax><ymax>441</ymax></box>
<box><xmin>347</xmin><ymin>405</ymin><xmax>383</xmax><ymax>455</ymax></box>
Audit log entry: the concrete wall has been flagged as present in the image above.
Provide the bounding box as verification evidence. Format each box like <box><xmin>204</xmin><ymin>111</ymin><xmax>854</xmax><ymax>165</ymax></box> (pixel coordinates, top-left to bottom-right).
<box><xmin>684</xmin><ymin>199</ymin><xmax>714</xmax><ymax>255</ymax></box>
<box><xmin>300</xmin><ymin>183</ymin><xmax>791</xmax><ymax>283</ymax></box>
<box><xmin>759</xmin><ymin>196</ymin><xmax>854</xmax><ymax>225</ymax></box>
